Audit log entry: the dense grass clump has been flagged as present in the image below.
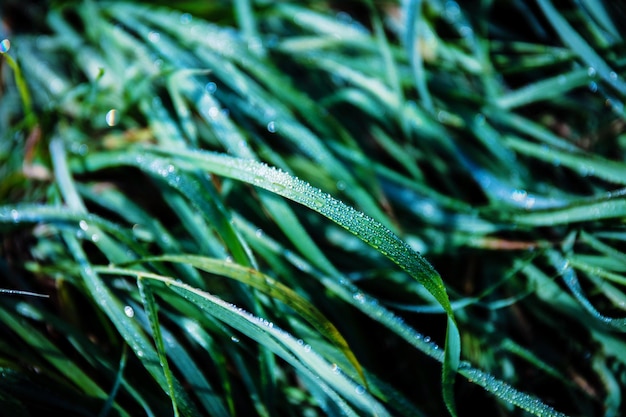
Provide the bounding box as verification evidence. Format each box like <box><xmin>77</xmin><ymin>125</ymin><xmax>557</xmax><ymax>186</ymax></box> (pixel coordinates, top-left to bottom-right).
<box><xmin>1</xmin><ymin>1</ymin><xmax>626</xmax><ymax>416</ymax></box>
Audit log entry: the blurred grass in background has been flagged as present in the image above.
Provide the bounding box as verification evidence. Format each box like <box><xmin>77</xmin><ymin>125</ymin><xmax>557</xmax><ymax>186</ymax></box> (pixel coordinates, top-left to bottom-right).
<box><xmin>1</xmin><ymin>0</ymin><xmax>626</xmax><ymax>416</ymax></box>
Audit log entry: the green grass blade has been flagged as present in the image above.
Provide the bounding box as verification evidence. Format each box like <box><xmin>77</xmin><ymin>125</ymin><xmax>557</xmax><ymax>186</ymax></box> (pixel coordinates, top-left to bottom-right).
<box><xmin>141</xmin><ymin>146</ymin><xmax>461</xmax><ymax>413</ymax></box>
<box><xmin>536</xmin><ymin>0</ymin><xmax>626</xmax><ymax>95</ymax></box>
<box><xmin>137</xmin><ymin>278</ymin><xmax>180</xmax><ymax>417</ymax></box>
<box><xmin>95</xmin><ymin>267</ymin><xmax>390</xmax><ymax>416</ymax></box>
<box><xmin>130</xmin><ymin>254</ymin><xmax>367</xmax><ymax>386</ymax></box>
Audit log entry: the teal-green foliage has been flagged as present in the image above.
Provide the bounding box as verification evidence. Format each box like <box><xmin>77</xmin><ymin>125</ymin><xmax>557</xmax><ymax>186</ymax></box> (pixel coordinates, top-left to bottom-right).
<box><xmin>1</xmin><ymin>1</ymin><xmax>625</xmax><ymax>416</ymax></box>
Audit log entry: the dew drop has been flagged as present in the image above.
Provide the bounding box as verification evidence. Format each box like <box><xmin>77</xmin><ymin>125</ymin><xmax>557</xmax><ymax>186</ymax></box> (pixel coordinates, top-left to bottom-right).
<box><xmin>105</xmin><ymin>109</ymin><xmax>118</xmax><ymax>127</ymax></box>
<box><xmin>267</xmin><ymin>121</ymin><xmax>276</xmax><ymax>133</ymax></box>
<box><xmin>303</xmin><ymin>344</ymin><xmax>311</xmax><ymax>352</ymax></box>
<box><xmin>208</xmin><ymin>106</ymin><xmax>220</xmax><ymax>119</ymax></box>
<box><xmin>180</xmin><ymin>13</ymin><xmax>192</xmax><ymax>25</ymax></box>
<box><xmin>336</xmin><ymin>180</ymin><xmax>346</xmax><ymax>191</ymax></box>
<box><xmin>335</xmin><ymin>11</ymin><xmax>353</xmax><ymax>24</ymax></box>
<box><xmin>587</xmin><ymin>67</ymin><xmax>596</xmax><ymax>77</ymax></box>
<box><xmin>0</xmin><ymin>39</ymin><xmax>10</xmax><ymax>54</ymax></box>
<box><xmin>331</xmin><ymin>363</ymin><xmax>340</xmax><ymax>374</ymax></box>
<box><xmin>353</xmin><ymin>292</ymin><xmax>366</xmax><ymax>303</ymax></box>
<box><xmin>459</xmin><ymin>26</ymin><xmax>473</xmax><ymax>37</ymax></box>
<box><xmin>10</xmin><ymin>209</ymin><xmax>19</xmax><ymax>222</ymax></box>
<box><xmin>124</xmin><ymin>305</ymin><xmax>135</xmax><ymax>318</ymax></box>
<box><xmin>588</xmin><ymin>82</ymin><xmax>598</xmax><ymax>93</ymax></box>
<box><xmin>148</xmin><ymin>31</ymin><xmax>161</xmax><ymax>43</ymax></box>
<box><xmin>231</xmin><ymin>336</ymin><xmax>240</xmax><ymax>343</ymax></box>
<box><xmin>355</xmin><ymin>385</ymin><xmax>366</xmax><ymax>395</ymax></box>
<box><xmin>271</xmin><ymin>182</ymin><xmax>285</xmax><ymax>192</ymax></box>
<box><xmin>91</xmin><ymin>234</ymin><xmax>100</xmax><ymax>243</ymax></box>
<box><xmin>79</xmin><ymin>220</ymin><xmax>89</xmax><ymax>231</ymax></box>
<box><xmin>609</xmin><ymin>71</ymin><xmax>618</xmax><ymax>81</ymax></box>
<box><xmin>444</xmin><ymin>1</ymin><xmax>461</xmax><ymax>20</ymax></box>
<box><xmin>205</xmin><ymin>82</ymin><xmax>217</xmax><ymax>94</ymax></box>
<box><xmin>136</xmin><ymin>350</ymin><xmax>144</xmax><ymax>358</ymax></box>
<box><xmin>255</xmin><ymin>228</ymin><xmax>264</xmax><ymax>238</ymax></box>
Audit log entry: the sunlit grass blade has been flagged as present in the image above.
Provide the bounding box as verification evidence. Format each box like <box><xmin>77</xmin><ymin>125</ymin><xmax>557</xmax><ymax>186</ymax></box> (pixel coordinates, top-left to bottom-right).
<box><xmin>129</xmin><ymin>254</ymin><xmax>367</xmax><ymax>386</ymax></box>
<box><xmin>95</xmin><ymin>267</ymin><xmax>391</xmax><ymax>416</ymax></box>
<box><xmin>76</xmin><ymin>145</ymin><xmax>459</xmax><ymax>412</ymax></box>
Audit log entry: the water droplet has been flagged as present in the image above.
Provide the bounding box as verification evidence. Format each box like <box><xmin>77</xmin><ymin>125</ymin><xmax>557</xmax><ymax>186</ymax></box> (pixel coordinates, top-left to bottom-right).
<box><xmin>331</xmin><ymin>363</ymin><xmax>340</xmax><ymax>374</ymax></box>
<box><xmin>353</xmin><ymin>292</ymin><xmax>366</xmax><ymax>303</ymax></box>
<box><xmin>444</xmin><ymin>1</ymin><xmax>461</xmax><ymax>20</ymax></box>
<box><xmin>267</xmin><ymin>121</ymin><xmax>276</xmax><ymax>133</ymax></box>
<box><xmin>459</xmin><ymin>26</ymin><xmax>473</xmax><ymax>37</ymax></box>
<box><xmin>136</xmin><ymin>350</ymin><xmax>144</xmax><ymax>358</ymax></box>
<box><xmin>588</xmin><ymin>82</ymin><xmax>598</xmax><ymax>93</ymax></box>
<box><xmin>355</xmin><ymin>385</ymin><xmax>366</xmax><ymax>395</ymax></box>
<box><xmin>336</xmin><ymin>180</ymin><xmax>346</xmax><ymax>191</ymax></box>
<box><xmin>587</xmin><ymin>67</ymin><xmax>596</xmax><ymax>77</ymax></box>
<box><xmin>79</xmin><ymin>220</ymin><xmax>89</xmax><ymax>231</ymax></box>
<box><xmin>271</xmin><ymin>182</ymin><xmax>285</xmax><ymax>192</ymax></box>
<box><xmin>124</xmin><ymin>306</ymin><xmax>135</xmax><ymax>318</ymax></box>
<box><xmin>208</xmin><ymin>106</ymin><xmax>220</xmax><ymax>119</ymax></box>
<box><xmin>231</xmin><ymin>336</ymin><xmax>240</xmax><ymax>343</ymax></box>
<box><xmin>303</xmin><ymin>344</ymin><xmax>311</xmax><ymax>352</ymax></box>
<box><xmin>148</xmin><ymin>31</ymin><xmax>161</xmax><ymax>43</ymax></box>
<box><xmin>105</xmin><ymin>109</ymin><xmax>118</xmax><ymax>127</ymax></box>
<box><xmin>91</xmin><ymin>234</ymin><xmax>100</xmax><ymax>243</ymax></box>
<box><xmin>180</xmin><ymin>13</ymin><xmax>192</xmax><ymax>25</ymax></box>
<box><xmin>609</xmin><ymin>71</ymin><xmax>618</xmax><ymax>81</ymax></box>
<box><xmin>0</xmin><ymin>39</ymin><xmax>10</xmax><ymax>53</ymax></box>
<box><xmin>336</xmin><ymin>11</ymin><xmax>353</xmax><ymax>24</ymax></box>
<box><xmin>255</xmin><ymin>228</ymin><xmax>264</xmax><ymax>238</ymax></box>
<box><xmin>511</xmin><ymin>189</ymin><xmax>527</xmax><ymax>202</ymax></box>
<box><xmin>424</xmin><ymin>336</ymin><xmax>431</xmax><ymax>343</ymax></box>
<box><xmin>205</xmin><ymin>82</ymin><xmax>217</xmax><ymax>94</ymax></box>
<box><xmin>297</xmin><ymin>339</ymin><xmax>304</xmax><ymax>346</ymax></box>
<box><xmin>10</xmin><ymin>209</ymin><xmax>19</xmax><ymax>222</ymax></box>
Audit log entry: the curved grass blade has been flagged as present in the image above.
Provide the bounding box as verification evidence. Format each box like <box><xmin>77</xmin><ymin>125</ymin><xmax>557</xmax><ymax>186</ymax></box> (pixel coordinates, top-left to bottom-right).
<box><xmin>137</xmin><ymin>278</ymin><xmax>180</xmax><ymax>417</ymax></box>
<box><xmin>547</xmin><ymin>250</ymin><xmax>626</xmax><ymax>330</ymax></box>
<box><xmin>130</xmin><ymin>254</ymin><xmax>367</xmax><ymax>387</ymax></box>
<box><xmin>137</xmin><ymin>146</ymin><xmax>461</xmax><ymax>416</ymax></box>
<box><xmin>505</xmin><ymin>136</ymin><xmax>626</xmax><ymax>185</ymax></box>
<box><xmin>404</xmin><ymin>0</ymin><xmax>434</xmax><ymax>112</ymax></box>
<box><xmin>78</xmin><ymin>146</ymin><xmax>459</xmax><ymax>414</ymax></box>
<box><xmin>508</xmin><ymin>190</ymin><xmax>626</xmax><ymax>226</ymax></box>
<box><xmin>61</xmin><ymin>232</ymin><xmax>199</xmax><ymax>416</ymax></box>
<box><xmin>495</xmin><ymin>68</ymin><xmax>593</xmax><ymax>109</ymax></box>
<box><xmin>536</xmin><ymin>0</ymin><xmax>626</xmax><ymax>95</ymax></box>
<box><xmin>0</xmin><ymin>304</ymin><xmax>112</xmax><ymax>406</ymax></box>
<box><xmin>238</xmin><ymin>210</ymin><xmax>568</xmax><ymax>417</ymax></box>
<box><xmin>96</xmin><ymin>267</ymin><xmax>390</xmax><ymax>417</ymax></box>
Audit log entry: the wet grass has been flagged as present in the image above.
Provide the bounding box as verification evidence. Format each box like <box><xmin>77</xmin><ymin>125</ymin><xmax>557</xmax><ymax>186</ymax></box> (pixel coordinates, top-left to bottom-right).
<box><xmin>1</xmin><ymin>1</ymin><xmax>626</xmax><ymax>416</ymax></box>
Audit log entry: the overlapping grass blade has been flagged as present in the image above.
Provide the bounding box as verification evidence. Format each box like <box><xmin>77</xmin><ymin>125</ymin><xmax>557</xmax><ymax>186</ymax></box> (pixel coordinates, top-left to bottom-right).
<box><xmin>137</xmin><ymin>278</ymin><xmax>180</xmax><ymax>417</ymax></box>
<box><xmin>96</xmin><ymin>267</ymin><xmax>390</xmax><ymax>417</ymax></box>
<box><xmin>130</xmin><ymin>254</ymin><xmax>366</xmax><ymax>386</ymax></box>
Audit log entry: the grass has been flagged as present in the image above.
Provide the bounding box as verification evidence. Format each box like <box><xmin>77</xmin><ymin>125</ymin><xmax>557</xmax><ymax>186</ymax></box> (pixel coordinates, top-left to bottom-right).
<box><xmin>1</xmin><ymin>0</ymin><xmax>626</xmax><ymax>416</ymax></box>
